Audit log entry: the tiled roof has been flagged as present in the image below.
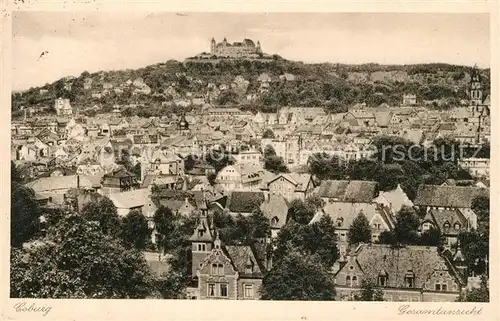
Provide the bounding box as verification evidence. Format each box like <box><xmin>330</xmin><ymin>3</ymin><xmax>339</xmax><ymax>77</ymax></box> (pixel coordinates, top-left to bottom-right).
<box><xmin>311</xmin><ymin>202</ymin><xmax>393</xmax><ymax>230</ymax></box>
<box><xmin>373</xmin><ymin>185</ymin><xmax>413</xmax><ymax>213</ymax></box>
<box><xmin>413</xmin><ymin>185</ymin><xmax>489</xmax><ymax>208</ymax></box>
<box><xmin>316</xmin><ymin>180</ymin><xmax>378</xmax><ymax>203</ymax></box>
<box><xmin>349</xmin><ymin>244</ymin><xmax>463</xmax><ymax>289</ymax></box>
<box><xmin>224</xmin><ymin>191</ymin><xmax>265</xmax><ymax>214</ymax></box>
<box><xmin>108</xmin><ymin>188</ymin><xmax>150</xmax><ymax>213</ymax></box>
<box><xmin>428</xmin><ymin>208</ymin><xmax>468</xmax><ymax>235</ymax></box>
<box><xmin>260</xmin><ymin>194</ymin><xmax>288</xmax><ymax>228</ymax></box>
<box><xmin>265</xmin><ymin>173</ymin><xmax>312</xmax><ymax>192</ymax></box>
<box><xmin>225</xmin><ymin>245</ymin><xmax>264</xmax><ymax>278</ymax></box>
<box><xmin>25</xmin><ymin>175</ymin><xmax>94</xmax><ymax>192</ymax></box>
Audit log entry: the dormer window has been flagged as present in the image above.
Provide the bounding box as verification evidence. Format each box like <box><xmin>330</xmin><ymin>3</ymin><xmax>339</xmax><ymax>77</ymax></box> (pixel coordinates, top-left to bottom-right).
<box><xmin>405</xmin><ymin>270</ymin><xmax>415</xmax><ymax>288</ymax></box>
<box><xmin>454</xmin><ymin>223</ymin><xmax>461</xmax><ymax>230</ymax></box>
<box><xmin>198</xmin><ymin>230</ymin><xmax>204</xmax><ymax>237</ymax></box>
<box><xmin>378</xmin><ymin>271</ymin><xmax>388</xmax><ymax>287</ymax></box>
<box><xmin>271</xmin><ymin>217</ymin><xmax>279</xmax><ymax>227</ymax></box>
<box><xmin>443</xmin><ymin>221</ymin><xmax>451</xmax><ymax>230</ymax></box>
<box><xmin>336</xmin><ymin>217</ymin><xmax>344</xmax><ymax>227</ymax></box>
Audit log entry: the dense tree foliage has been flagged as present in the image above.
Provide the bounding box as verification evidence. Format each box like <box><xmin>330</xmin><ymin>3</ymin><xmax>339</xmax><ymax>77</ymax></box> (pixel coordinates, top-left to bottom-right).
<box><xmin>260</xmin><ymin>250</ymin><xmax>336</xmax><ymax>300</ymax></box>
<box><xmin>212</xmin><ymin>208</ymin><xmax>271</xmax><ymax>245</ymax></box>
<box><xmin>273</xmin><ymin>216</ymin><xmax>339</xmax><ymax>267</ymax></box>
<box><xmin>120</xmin><ymin>210</ymin><xmax>151</xmax><ymax>250</ymax></box>
<box><xmin>286</xmin><ymin>199</ymin><xmax>316</xmax><ymax>225</ymax></box>
<box><xmin>355</xmin><ymin>279</ymin><xmax>385</xmax><ymax>301</ymax></box>
<box><xmin>11</xmin><ymin>214</ymin><xmax>156</xmax><ymax>298</ymax></box>
<box><xmin>348</xmin><ymin>212</ymin><xmax>371</xmax><ymax>245</ymax></box>
<box><xmin>264</xmin><ymin>155</ymin><xmax>289</xmax><ymax>174</ymax></box>
<box><xmin>460</xmin><ymin>276</ymin><xmax>489</xmax><ymax>302</ymax></box>
<box><xmin>80</xmin><ymin>197</ymin><xmax>121</xmax><ymax>237</ymax></box>
<box><xmin>11</xmin><ymin>183</ymin><xmax>41</xmax><ymax>247</ymax></box>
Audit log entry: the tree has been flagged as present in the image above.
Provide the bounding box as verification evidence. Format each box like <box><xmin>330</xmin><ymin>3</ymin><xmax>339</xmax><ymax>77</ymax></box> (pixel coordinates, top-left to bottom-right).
<box><xmin>10</xmin><ymin>214</ymin><xmax>156</xmax><ymax>298</ymax></box>
<box><xmin>460</xmin><ymin>276</ymin><xmax>489</xmax><ymax>302</ymax></box>
<box><xmin>471</xmin><ymin>196</ymin><xmax>489</xmax><ymax>235</ymax></box>
<box><xmin>81</xmin><ymin>197</ymin><xmax>121</xmax><ymax>237</ymax></box>
<box><xmin>153</xmin><ymin>206</ymin><xmax>178</xmax><ymax>253</ymax></box>
<box><xmin>262</xmin><ymin>128</ymin><xmax>275</xmax><ymax>139</ymax></box>
<box><xmin>263</xmin><ymin>145</ymin><xmax>276</xmax><ymax>158</ymax></box>
<box><xmin>308</xmin><ymin>153</ymin><xmax>345</xmax><ymax>180</ymax></box>
<box><xmin>458</xmin><ymin>231</ymin><xmax>488</xmax><ymax>275</ymax></box>
<box><xmin>260</xmin><ymin>251</ymin><xmax>336</xmax><ymax>300</ymax></box>
<box><xmin>120</xmin><ymin>210</ymin><xmax>151</xmax><ymax>249</ymax></box>
<box><xmin>356</xmin><ymin>279</ymin><xmax>384</xmax><ymax>301</ymax></box>
<box><xmin>11</xmin><ymin>183</ymin><xmax>41</xmax><ymax>247</ymax></box>
<box><xmin>264</xmin><ymin>155</ymin><xmax>289</xmax><ymax>174</ymax></box>
<box><xmin>419</xmin><ymin>227</ymin><xmax>443</xmax><ymax>247</ymax></box>
<box><xmin>348</xmin><ymin>212</ymin><xmax>371</xmax><ymax>245</ymax></box>
<box><xmin>207</xmin><ymin>172</ymin><xmax>217</xmax><ymax>186</ymax></box>
<box><xmin>392</xmin><ymin>206</ymin><xmax>420</xmax><ymax>244</ymax></box>
<box><xmin>287</xmin><ymin>199</ymin><xmax>315</xmax><ymax>225</ymax></box>
<box><xmin>273</xmin><ymin>216</ymin><xmax>338</xmax><ymax>268</ymax></box>
<box><xmin>11</xmin><ymin>161</ymin><xmax>22</xmax><ymax>183</ymax></box>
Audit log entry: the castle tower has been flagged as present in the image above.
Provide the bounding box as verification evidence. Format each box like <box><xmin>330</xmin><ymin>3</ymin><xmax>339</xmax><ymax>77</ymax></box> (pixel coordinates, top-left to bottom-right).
<box><xmin>453</xmin><ymin>242</ymin><xmax>468</xmax><ymax>278</ymax></box>
<box><xmin>469</xmin><ymin>66</ymin><xmax>483</xmax><ymax>106</ymax></box>
<box><xmin>256</xmin><ymin>40</ymin><xmax>262</xmax><ymax>53</ymax></box>
<box><xmin>189</xmin><ymin>209</ymin><xmax>214</xmax><ymax>277</ymax></box>
<box><xmin>222</xmin><ymin>37</ymin><xmax>228</xmax><ymax>47</ymax></box>
<box><xmin>210</xmin><ymin>37</ymin><xmax>216</xmax><ymax>54</ymax></box>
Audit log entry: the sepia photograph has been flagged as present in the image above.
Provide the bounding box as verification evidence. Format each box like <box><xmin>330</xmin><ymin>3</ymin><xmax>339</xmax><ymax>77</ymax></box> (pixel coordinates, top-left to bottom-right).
<box><xmin>9</xmin><ymin>10</ymin><xmax>492</xmax><ymax>306</ymax></box>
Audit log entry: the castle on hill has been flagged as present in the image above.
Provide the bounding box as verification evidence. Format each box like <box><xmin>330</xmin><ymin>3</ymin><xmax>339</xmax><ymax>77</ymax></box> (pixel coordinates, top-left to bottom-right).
<box><xmin>210</xmin><ymin>37</ymin><xmax>263</xmax><ymax>58</ymax></box>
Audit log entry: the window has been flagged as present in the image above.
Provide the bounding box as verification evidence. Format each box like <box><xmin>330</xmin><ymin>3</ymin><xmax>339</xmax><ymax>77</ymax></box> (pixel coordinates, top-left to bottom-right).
<box><xmin>405</xmin><ymin>271</ymin><xmax>415</xmax><ymax>288</ymax></box>
<box><xmin>422</xmin><ymin>222</ymin><xmax>432</xmax><ymax>232</ymax></box>
<box><xmin>442</xmin><ymin>284</ymin><xmax>447</xmax><ymax>291</ymax></box>
<box><xmin>352</xmin><ymin>276</ymin><xmax>358</xmax><ymax>286</ymax></box>
<box><xmin>346</xmin><ymin>276</ymin><xmax>352</xmax><ymax>287</ymax></box>
<box><xmin>435</xmin><ymin>283</ymin><xmax>441</xmax><ymax>291</ymax></box>
<box><xmin>197</xmin><ymin>244</ymin><xmax>206</xmax><ymax>251</ymax></box>
<box><xmin>208</xmin><ymin>283</ymin><xmax>215</xmax><ymax>297</ymax></box>
<box><xmin>378</xmin><ymin>271</ymin><xmax>388</xmax><ymax>287</ymax></box>
<box><xmin>337</xmin><ymin>217</ymin><xmax>344</xmax><ymax>227</ymax></box>
<box><xmin>211</xmin><ymin>264</ymin><xmax>217</xmax><ymax>275</ymax></box>
<box><xmin>454</xmin><ymin>223</ymin><xmax>461</xmax><ymax>230</ymax></box>
<box><xmin>217</xmin><ymin>264</ymin><xmax>224</xmax><ymax>275</ymax></box>
<box><xmin>340</xmin><ymin>233</ymin><xmax>346</xmax><ymax>242</ymax></box>
<box><xmin>220</xmin><ymin>283</ymin><xmax>228</xmax><ymax>297</ymax></box>
<box><xmin>244</xmin><ymin>284</ymin><xmax>254</xmax><ymax>298</ymax></box>
<box><xmin>198</xmin><ymin>230</ymin><xmax>204</xmax><ymax>237</ymax></box>
<box><xmin>443</xmin><ymin>221</ymin><xmax>451</xmax><ymax>230</ymax></box>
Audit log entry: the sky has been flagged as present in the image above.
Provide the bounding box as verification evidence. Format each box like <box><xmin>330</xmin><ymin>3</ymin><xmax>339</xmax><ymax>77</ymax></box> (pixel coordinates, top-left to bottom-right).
<box><xmin>12</xmin><ymin>12</ymin><xmax>490</xmax><ymax>91</ymax></box>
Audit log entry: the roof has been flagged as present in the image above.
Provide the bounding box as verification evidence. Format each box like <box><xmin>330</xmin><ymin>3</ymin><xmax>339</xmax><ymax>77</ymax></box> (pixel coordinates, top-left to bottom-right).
<box><xmin>316</xmin><ymin>180</ymin><xmax>378</xmax><ymax>203</ymax></box>
<box><xmin>25</xmin><ymin>175</ymin><xmax>94</xmax><ymax>192</ymax></box>
<box><xmin>220</xmin><ymin>191</ymin><xmax>265</xmax><ymax>214</ymax></box>
<box><xmin>260</xmin><ymin>194</ymin><xmax>288</xmax><ymax>228</ymax></box>
<box><xmin>373</xmin><ymin>185</ymin><xmax>413</xmax><ymax>213</ymax></box>
<box><xmin>108</xmin><ymin>188</ymin><xmax>150</xmax><ymax>212</ymax></box>
<box><xmin>311</xmin><ymin>202</ymin><xmax>393</xmax><ymax>230</ymax></box>
<box><xmin>347</xmin><ymin>244</ymin><xmax>464</xmax><ymax>288</ymax></box>
<box><xmin>265</xmin><ymin>173</ymin><xmax>312</xmax><ymax>192</ymax></box>
<box><xmin>225</xmin><ymin>245</ymin><xmax>264</xmax><ymax>278</ymax></box>
<box><xmin>428</xmin><ymin>208</ymin><xmax>468</xmax><ymax>235</ymax></box>
<box><xmin>413</xmin><ymin>185</ymin><xmax>489</xmax><ymax>208</ymax></box>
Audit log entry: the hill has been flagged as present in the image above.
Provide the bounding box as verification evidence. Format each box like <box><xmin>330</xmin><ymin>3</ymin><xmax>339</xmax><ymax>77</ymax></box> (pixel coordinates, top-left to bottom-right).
<box><xmin>11</xmin><ymin>58</ymin><xmax>490</xmax><ymax>118</ymax></box>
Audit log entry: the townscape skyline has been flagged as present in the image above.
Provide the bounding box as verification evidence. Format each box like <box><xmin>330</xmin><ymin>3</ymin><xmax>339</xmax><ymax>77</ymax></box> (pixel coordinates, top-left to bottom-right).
<box><xmin>12</xmin><ymin>12</ymin><xmax>490</xmax><ymax>91</ymax></box>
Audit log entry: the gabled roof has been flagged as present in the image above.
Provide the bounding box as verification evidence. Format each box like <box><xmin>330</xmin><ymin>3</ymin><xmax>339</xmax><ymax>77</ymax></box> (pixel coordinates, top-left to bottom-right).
<box><xmin>428</xmin><ymin>208</ymin><xmax>468</xmax><ymax>235</ymax></box>
<box><xmin>316</xmin><ymin>180</ymin><xmax>378</xmax><ymax>203</ymax></box>
<box><xmin>265</xmin><ymin>173</ymin><xmax>312</xmax><ymax>192</ymax></box>
<box><xmin>225</xmin><ymin>245</ymin><xmax>264</xmax><ymax>278</ymax></box>
<box><xmin>345</xmin><ymin>244</ymin><xmax>464</xmax><ymax>288</ymax></box>
<box><xmin>223</xmin><ymin>191</ymin><xmax>265</xmax><ymax>214</ymax></box>
<box><xmin>108</xmin><ymin>188</ymin><xmax>150</xmax><ymax>212</ymax></box>
<box><xmin>413</xmin><ymin>185</ymin><xmax>489</xmax><ymax>208</ymax></box>
<box><xmin>260</xmin><ymin>194</ymin><xmax>288</xmax><ymax>228</ymax></box>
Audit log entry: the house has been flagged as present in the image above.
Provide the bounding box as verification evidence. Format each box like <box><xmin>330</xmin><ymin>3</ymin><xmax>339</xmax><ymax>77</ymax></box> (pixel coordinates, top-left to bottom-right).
<box><xmin>458</xmin><ymin>158</ymin><xmax>490</xmax><ymax>178</ymax></box>
<box><xmin>212</xmin><ymin>191</ymin><xmax>265</xmax><ymax>216</ymax></box>
<box><xmin>54</xmin><ymin>98</ymin><xmax>72</xmax><ymax>116</ymax></box>
<box><xmin>413</xmin><ymin>185</ymin><xmax>489</xmax><ymax>231</ymax></box>
<box><xmin>25</xmin><ymin>175</ymin><xmax>98</xmax><ymax>204</ymax></box>
<box><xmin>420</xmin><ymin>208</ymin><xmax>470</xmax><ymax>247</ymax></box>
<box><xmin>233</xmin><ymin>149</ymin><xmax>261</xmax><ymax>167</ymax></box>
<box><xmin>373</xmin><ymin>184</ymin><xmax>413</xmax><ymax>214</ymax></box>
<box><xmin>311</xmin><ymin>202</ymin><xmax>393</xmax><ymax>256</ymax></box>
<box><xmin>101</xmin><ymin>168</ymin><xmax>140</xmax><ymax>195</ymax></box>
<box><xmin>260</xmin><ymin>194</ymin><xmax>288</xmax><ymax>238</ymax></box>
<box><xmin>216</xmin><ymin>164</ymin><xmax>270</xmax><ymax>191</ymax></box>
<box><xmin>189</xmin><ymin>210</ymin><xmax>266</xmax><ymax>300</ymax></box>
<box><xmin>315</xmin><ymin>180</ymin><xmax>379</xmax><ymax>204</ymax></box>
<box><xmin>261</xmin><ymin>173</ymin><xmax>315</xmax><ymax>202</ymax></box>
<box><xmin>141</xmin><ymin>148</ymin><xmax>184</xmax><ymax>178</ymax></box>
<box><xmin>334</xmin><ymin>244</ymin><xmax>464</xmax><ymax>302</ymax></box>
<box><xmin>108</xmin><ymin>188</ymin><xmax>157</xmax><ymax>217</ymax></box>
<box><xmin>403</xmin><ymin>94</ymin><xmax>417</xmax><ymax>106</ymax></box>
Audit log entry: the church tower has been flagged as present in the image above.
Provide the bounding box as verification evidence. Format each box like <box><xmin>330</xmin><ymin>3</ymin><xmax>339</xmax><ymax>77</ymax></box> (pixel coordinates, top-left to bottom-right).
<box><xmin>256</xmin><ymin>40</ymin><xmax>262</xmax><ymax>54</ymax></box>
<box><xmin>210</xmin><ymin>37</ymin><xmax>216</xmax><ymax>54</ymax></box>
<box><xmin>189</xmin><ymin>206</ymin><xmax>214</xmax><ymax>277</ymax></box>
<box><xmin>469</xmin><ymin>66</ymin><xmax>483</xmax><ymax>106</ymax></box>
